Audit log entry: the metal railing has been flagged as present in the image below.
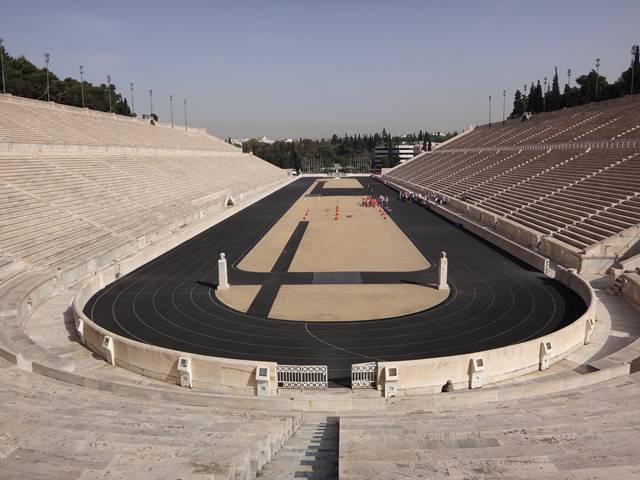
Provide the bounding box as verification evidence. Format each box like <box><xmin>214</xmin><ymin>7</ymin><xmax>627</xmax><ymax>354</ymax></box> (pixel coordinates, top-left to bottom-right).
<box><xmin>351</xmin><ymin>362</ymin><xmax>377</xmax><ymax>389</ymax></box>
<box><xmin>276</xmin><ymin>364</ymin><xmax>328</xmax><ymax>389</ymax></box>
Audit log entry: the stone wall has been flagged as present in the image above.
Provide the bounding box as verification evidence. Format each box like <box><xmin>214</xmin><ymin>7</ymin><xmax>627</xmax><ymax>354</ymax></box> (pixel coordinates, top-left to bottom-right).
<box><xmin>377</xmin><ymin>267</ymin><xmax>597</xmax><ymax>394</ymax></box>
<box><xmin>73</xmin><ymin>276</ymin><xmax>276</xmax><ymax>395</ymax></box>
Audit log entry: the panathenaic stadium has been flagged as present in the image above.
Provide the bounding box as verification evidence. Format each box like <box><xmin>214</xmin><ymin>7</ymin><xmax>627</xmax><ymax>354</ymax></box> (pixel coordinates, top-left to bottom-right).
<box><xmin>1</xmin><ymin>91</ymin><xmax>640</xmax><ymax>480</ymax></box>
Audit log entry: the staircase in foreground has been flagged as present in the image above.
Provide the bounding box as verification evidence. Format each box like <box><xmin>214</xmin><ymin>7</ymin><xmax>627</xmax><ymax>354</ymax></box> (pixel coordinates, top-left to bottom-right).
<box><xmin>259</xmin><ymin>415</ymin><xmax>339</xmax><ymax>480</ymax></box>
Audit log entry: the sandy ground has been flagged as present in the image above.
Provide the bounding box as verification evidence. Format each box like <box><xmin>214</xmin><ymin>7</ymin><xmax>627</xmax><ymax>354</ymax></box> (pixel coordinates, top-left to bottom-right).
<box><xmin>289</xmin><ymin>195</ymin><xmax>429</xmax><ymax>272</ymax></box>
<box><xmin>238</xmin><ymin>179</ymin><xmax>429</xmax><ymax>273</ymax></box>
<box><xmin>322</xmin><ymin>178</ymin><xmax>363</xmax><ymax>189</ymax></box>
<box><xmin>269</xmin><ymin>284</ymin><xmax>449</xmax><ymax>321</ymax></box>
<box><xmin>215</xmin><ymin>285</ymin><xmax>261</xmax><ymax>313</ymax></box>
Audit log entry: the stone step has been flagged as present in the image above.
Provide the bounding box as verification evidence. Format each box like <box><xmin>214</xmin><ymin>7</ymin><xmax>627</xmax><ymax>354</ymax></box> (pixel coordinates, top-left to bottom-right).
<box><xmin>259</xmin><ymin>418</ymin><xmax>339</xmax><ymax>480</ymax></box>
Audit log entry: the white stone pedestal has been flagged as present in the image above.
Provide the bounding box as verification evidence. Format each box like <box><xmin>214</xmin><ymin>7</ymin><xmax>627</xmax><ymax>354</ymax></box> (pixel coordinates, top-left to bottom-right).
<box><xmin>218</xmin><ymin>253</ymin><xmax>229</xmax><ymax>290</ymax></box>
<box><xmin>437</xmin><ymin>251</ymin><xmax>449</xmax><ymax>290</ymax></box>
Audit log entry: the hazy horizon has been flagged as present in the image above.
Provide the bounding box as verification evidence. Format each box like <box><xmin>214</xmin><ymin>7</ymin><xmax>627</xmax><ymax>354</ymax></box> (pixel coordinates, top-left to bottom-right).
<box><xmin>1</xmin><ymin>0</ymin><xmax>639</xmax><ymax>139</ymax></box>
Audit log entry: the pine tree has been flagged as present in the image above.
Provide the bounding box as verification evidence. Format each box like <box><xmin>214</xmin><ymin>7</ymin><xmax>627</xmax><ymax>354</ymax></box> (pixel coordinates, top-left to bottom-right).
<box><xmin>551</xmin><ymin>67</ymin><xmax>561</xmax><ymax>110</ymax></box>
<box><xmin>511</xmin><ymin>89</ymin><xmax>524</xmax><ymax>117</ymax></box>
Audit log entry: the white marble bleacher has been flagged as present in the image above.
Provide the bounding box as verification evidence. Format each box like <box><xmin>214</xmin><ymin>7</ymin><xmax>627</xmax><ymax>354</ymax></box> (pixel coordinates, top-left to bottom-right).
<box><xmin>340</xmin><ymin>372</ymin><xmax>640</xmax><ymax>480</ymax></box>
<box><xmin>0</xmin><ymin>357</ymin><xmax>300</xmax><ymax>480</ymax></box>
<box><xmin>440</xmin><ymin>95</ymin><xmax>640</xmax><ymax>150</ymax></box>
<box><xmin>0</xmin><ymin>96</ymin><xmax>288</xmax><ymax>272</ymax></box>
<box><xmin>0</xmin><ymin>94</ymin><xmax>238</xmax><ymax>151</ymax></box>
<box><xmin>385</xmin><ymin>96</ymin><xmax>640</xmax><ymax>254</ymax></box>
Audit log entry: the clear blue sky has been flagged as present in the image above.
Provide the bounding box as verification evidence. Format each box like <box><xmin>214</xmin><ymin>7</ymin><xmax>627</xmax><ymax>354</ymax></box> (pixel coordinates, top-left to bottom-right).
<box><xmin>2</xmin><ymin>0</ymin><xmax>639</xmax><ymax>139</ymax></box>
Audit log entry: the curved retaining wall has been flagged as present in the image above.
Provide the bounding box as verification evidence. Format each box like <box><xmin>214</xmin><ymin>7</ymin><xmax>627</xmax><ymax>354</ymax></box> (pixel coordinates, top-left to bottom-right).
<box><xmin>70</xmin><ymin>261</ymin><xmax>596</xmax><ymax>397</ymax></box>
<box><xmin>73</xmin><ymin>275</ymin><xmax>277</xmax><ymax>396</ymax></box>
<box><xmin>377</xmin><ymin>267</ymin><xmax>597</xmax><ymax>394</ymax></box>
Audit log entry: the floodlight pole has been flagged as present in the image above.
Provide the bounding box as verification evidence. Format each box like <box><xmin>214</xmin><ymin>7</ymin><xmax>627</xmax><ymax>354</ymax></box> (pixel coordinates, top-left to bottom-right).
<box><xmin>130</xmin><ymin>83</ymin><xmax>134</xmax><ymax>116</ymax></box>
<box><xmin>184</xmin><ymin>99</ymin><xmax>187</xmax><ymax>130</ymax></box>
<box><xmin>502</xmin><ymin>89</ymin><xmax>506</xmax><ymax>124</ymax></box>
<box><xmin>543</xmin><ymin>77</ymin><xmax>547</xmax><ymax>112</ymax></box>
<box><xmin>79</xmin><ymin>65</ymin><xmax>85</xmax><ymax>108</ymax></box>
<box><xmin>0</xmin><ymin>38</ymin><xmax>6</xmax><ymax>94</ymax></box>
<box><xmin>488</xmin><ymin>95</ymin><xmax>492</xmax><ymax>127</ymax></box>
<box><xmin>149</xmin><ymin>89</ymin><xmax>153</xmax><ymax>117</ymax></box>
<box><xmin>567</xmin><ymin>68</ymin><xmax>571</xmax><ymax>87</ymax></box>
<box><xmin>169</xmin><ymin>94</ymin><xmax>174</xmax><ymax>128</ymax></box>
<box><xmin>107</xmin><ymin>74</ymin><xmax>112</xmax><ymax>113</ymax></box>
<box><xmin>44</xmin><ymin>53</ymin><xmax>50</xmax><ymax>101</ymax></box>
<box><xmin>523</xmin><ymin>84</ymin><xmax>527</xmax><ymax>112</ymax></box>
<box><xmin>595</xmin><ymin>58</ymin><xmax>600</xmax><ymax>100</ymax></box>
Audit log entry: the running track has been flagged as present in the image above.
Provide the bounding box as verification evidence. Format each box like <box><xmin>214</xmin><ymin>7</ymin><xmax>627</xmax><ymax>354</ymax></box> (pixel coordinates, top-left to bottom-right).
<box><xmin>85</xmin><ymin>177</ymin><xmax>585</xmax><ymax>385</ymax></box>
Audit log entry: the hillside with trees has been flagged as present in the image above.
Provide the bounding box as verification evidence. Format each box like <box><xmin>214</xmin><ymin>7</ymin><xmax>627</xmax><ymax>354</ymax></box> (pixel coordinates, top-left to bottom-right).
<box><xmin>0</xmin><ymin>41</ymin><xmax>131</xmax><ymax>115</ymax></box>
<box><xmin>511</xmin><ymin>44</ymin><xmax>639</xmax><ymax>117</ymax></box>
<box><xmin>238</xmin><ymin>130</ymin><xmax>456</xmax><ymax>170</ymax></box>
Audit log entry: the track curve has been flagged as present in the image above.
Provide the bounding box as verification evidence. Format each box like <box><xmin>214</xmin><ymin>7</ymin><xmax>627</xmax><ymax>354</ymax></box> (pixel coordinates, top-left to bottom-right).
<box><xmin>85</xmin><ymin>177</ymin><xmax>586</xmax><ymax>384</ymax></box>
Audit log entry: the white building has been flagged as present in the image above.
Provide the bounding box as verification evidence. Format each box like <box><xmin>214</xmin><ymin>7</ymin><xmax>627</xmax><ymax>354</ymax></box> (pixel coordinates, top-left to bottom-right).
<box><xmin>371</xmin><ymin>143</ymin><xmax>421</xmax><ymax>173</ymax></box>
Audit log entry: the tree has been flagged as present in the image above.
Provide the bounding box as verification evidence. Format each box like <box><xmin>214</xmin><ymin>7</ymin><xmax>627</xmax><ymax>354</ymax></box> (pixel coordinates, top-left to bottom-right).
<box><xmin>511</xmin><ymin>89</ymin><xmax>524</xmax><ymax>117</ymax></box>
<box><xmin>550</xmin><ymin>67</ymin><xmax>562</xmax><ymax>110</ymax></box>
<box><xmin>615</xmin><ymin>44</ymin><xmax>640</xmax><ymax>96</ymax></box>
<box><xmin>575</xmin><ymin>70</ymin><xmax>608</xmax><ymax>103</ymax></box>
<box><xmin>0</xmin><ymin>41</ymin><xmax>131</xmax><ymax>114</ymax></box>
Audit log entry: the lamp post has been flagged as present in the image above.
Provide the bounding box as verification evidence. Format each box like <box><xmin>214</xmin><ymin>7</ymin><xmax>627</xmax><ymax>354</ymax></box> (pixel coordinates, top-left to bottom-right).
<box><xmin>566</xmin><ymin>69</ymin><xmax>572</xmax><ymax>107</ymax></box>
<box><xmin>0</xmin><ymin>37</ymin><xmax>6</xmax><ymax>94</ymax></box>
<box><xmin>523</xmin><ymin>83</ymin><xmax>527</xmax><ymax>113</ymax></box>
<box><xmin>149</xmin><ymin>89</ymin><xmax>153</xmax><ymax>117</ymax></box>
<box><xmin>44</xmin><ymin>52</ymin><xmax>50</xmax><ymax>101</ymax></box>
<box><xmin>543</xmin><ymin>77</ymin><xmax>548</xmax><ymax>112</ymax></box>
<box><xmin>79</xmin><ymin>65</ymin><xmax>85</xmax><ymax>108</ymax></box>
<box><xmin>107</xmin><ymin>74</ymin><xmax>112</xmax><ymax>113</ymax></box>
<box><xmin>183</xmin><ymin>98</ymin><xmax>188</xmax><ymax>131</ymax></box>
<box><xmin>502</xmin><ymin>89</ymin><xmax>506</xmax><ymax>124</ymax></box>
<box><xmin>169</xmin><ymin>94</ymin><xmax>174</xmax><ymax>128</ymax></box>
<box><xmin>130</xmin><ymin>82</ymin><xmax>134</xmax><ymax>116</ymax></box>
<box><xmin>595</xmin><ymin>58</ymin><xmax>600</xmax><ymax>100</ymax></box>
<box><xmin>488</xmin><ymin>95</ymin><xmax>492</xmax><ymax>127</ymax></box>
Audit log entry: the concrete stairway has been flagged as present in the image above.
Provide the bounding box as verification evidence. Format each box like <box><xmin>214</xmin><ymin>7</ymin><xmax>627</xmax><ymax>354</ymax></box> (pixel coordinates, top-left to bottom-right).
<box><xmin>259</xmin><ymin>415</ymin><xmax>339</xmax><ymax>480</ymax></box>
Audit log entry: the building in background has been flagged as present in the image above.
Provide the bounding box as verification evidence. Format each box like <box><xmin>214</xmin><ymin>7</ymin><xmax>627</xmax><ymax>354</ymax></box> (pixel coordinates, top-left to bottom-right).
<box><xmin>371</xmin><ymin>143</ymin><xmax>422</xmax><ymax>174</ymax></box>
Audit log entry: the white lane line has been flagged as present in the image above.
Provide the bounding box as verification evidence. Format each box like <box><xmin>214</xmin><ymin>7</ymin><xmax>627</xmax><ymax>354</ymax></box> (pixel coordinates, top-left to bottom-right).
<box><xmin>304</xmin><ymin>323</ymin><xmax>378</xmax><ymax>362</ymax></box>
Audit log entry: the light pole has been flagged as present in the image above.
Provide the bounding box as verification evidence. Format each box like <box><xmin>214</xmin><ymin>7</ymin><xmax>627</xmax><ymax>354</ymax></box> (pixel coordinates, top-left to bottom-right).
<box><xmin>107</xmin><ymin>74</ymin><xmax>112</xmax><ymax>113</ymax></box>
<box><xmin>488</xmin><ymin>95</ymin><xmax>492</xmax><ymax>127</ymax></box>
<box><xmin>0</xmin><ymin>37</ymin><xmax>6</xmax><ymax>94</ymax></box>
<box><xmin>543</xmin><ymin>77</ymin><xmax>547</xmax><ymax>112</ymax></box>
<box><xmin>169</xmin><ymin>94</ymin><xmax>174</xmax><ymax>128</ymax></box>
<box><xmin>183</xmin><ymin>99</ymin><xmax>187</xmax><ymax>130</ymax></box>
<box><xmin>566</xmin><ymin>69</ymin><xmax>572</xmax><ymax>107</ymax></box>
<box><xmin>595</xmin><ymin>58</ymin><xmax>600</xmax><ymax>100</ymax></box>
<box><xmin>44</xmin><ymin>52</ymin><xmax>50</xmax><ymax>101</ymax></box>
<box><xmin>130</xmin><ymin>83</ymin><xmax>134</xmax><ymax>116</ymax></box>
<box><xmin>502</xmin><ymin>89</ymin><xmax>506</xmax><ymax>124</ymax></box>
<box><xmin>149</xmin><ymin>89</ymin><xmax>153</xmax><ymax>117</ymax></box>
<box><xmin>523</xmin><ymin>84</ymin><xmax>527</xmax><ymax>113</ymax></box>
<box><xmin>79</xmin><ymin>65</ymin><xmax>85</xmax><ymax>108</ymax></box>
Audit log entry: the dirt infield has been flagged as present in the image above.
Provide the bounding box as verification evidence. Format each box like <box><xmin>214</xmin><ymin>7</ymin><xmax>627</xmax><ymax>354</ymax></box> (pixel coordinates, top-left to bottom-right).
<box><xmin>239</xmin><ymin>179</ymin><xmax>429</xmax><ymax>273</ymax></box>
<box><xmin>322</xmin><ymin>178</ymin><xmax>363</xmax><ymax>189</ymax></box>
<box><xmin>269</xmin><ymin>284</ymin><xmax>449</xmax><ymax>321</ymax></box>
<box><xmin>289</xmin><ymin>195</ymin><xmax>429</xmax><ymax>272</ymax></box>
<box><xmin>215</xmin><ymin>285</ymin><xmax>261</xmax><ymax>313</ymax></box>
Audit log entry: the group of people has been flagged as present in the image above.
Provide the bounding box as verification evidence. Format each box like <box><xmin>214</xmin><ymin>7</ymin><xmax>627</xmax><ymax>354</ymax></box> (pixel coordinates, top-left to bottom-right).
<box><xmin>398</xmin><ymin>190</ymin><xmax>449</xmax><ymax>206</ymax></box>
<box><xmin>361</xmin><ymin>194</ymin><xmax>390</xmax><ymax>208</ymax></box>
